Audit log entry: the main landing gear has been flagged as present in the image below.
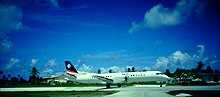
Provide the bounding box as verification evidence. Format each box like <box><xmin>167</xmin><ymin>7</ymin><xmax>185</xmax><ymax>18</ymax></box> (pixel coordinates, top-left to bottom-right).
<box><xmin>106</xmin><ymin>83</ymin><xmax>122</xmax><ymax>88</ymax></box>
<box><xmin>117</xmin><ymin>84</ymin><xmax>121</xmax><ymax>87</ymax></box>
<box><xmin>106</xmin><ymin>83</ymin><xmax>111</xmax><ymax>88</ymax></box>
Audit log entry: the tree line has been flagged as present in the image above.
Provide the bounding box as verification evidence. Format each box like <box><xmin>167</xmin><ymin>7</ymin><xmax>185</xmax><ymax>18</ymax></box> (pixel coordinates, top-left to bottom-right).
<box><xmin>0</xmin><ymin>67</ymin><xmax>46</xmax><ymax>86</ymax></box>
<box><xmin>97</xmin><ymin>61</ymin><xmax>219</xmax><ymax>82</ymax></box>
<box><xmin>1</xmin><ymin>61</ymin><xmax>219</xmax><ymax>86</ymax></box>
<box><xmin>97</xmin><ymin>67</ymin><xmax>136</xmax><ymax>74</ymax></box>
<box><xmin>164</xmin><ymin>61</ymin><xmax>220</xmax><ymax>83</ymax></box>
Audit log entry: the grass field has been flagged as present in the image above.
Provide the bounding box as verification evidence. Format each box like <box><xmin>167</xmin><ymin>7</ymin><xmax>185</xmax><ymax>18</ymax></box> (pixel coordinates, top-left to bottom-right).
<box><xmin>0</xmin><ymin>81</ymin><xmax>169</xmax><ymax>88</ymax></box>
<box><xmin>2</xmin><ymin>82</ymin><xmax>220</xmax><ymax>88</ymax></box>
<box><xmin>0</xmin><ymin>91</ymin><xmax>118</xmax><ymax>97</ymax></box>
<box><xmin>0</xmin><ymin>83</ymin><xmax>135</xmax><ymax>88</ymax></box>
<box><xmin>167</xmin><ymin>90</ymin><xmax>220</xmax><ymax>97</ymax></box>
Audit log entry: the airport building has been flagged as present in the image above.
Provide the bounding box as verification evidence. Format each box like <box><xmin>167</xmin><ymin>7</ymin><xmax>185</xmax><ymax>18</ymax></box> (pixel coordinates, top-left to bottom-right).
<box><xmin>201</xmin><ymin>73</ymin><xmax>220</xmax><ymax>83</ymax></box>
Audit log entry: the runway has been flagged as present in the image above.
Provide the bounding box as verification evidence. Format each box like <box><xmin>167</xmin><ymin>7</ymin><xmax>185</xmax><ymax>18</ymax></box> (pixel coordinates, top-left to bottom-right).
<box><xmin>1</xmin><ymin>85</ymin><xmax>220</xmax><ymax>97</ymax></box>
<box><xmin>0</xmin><ymin>87</ymin><xmax>106</xmax><ymax>92</ymax></box>
<box><xmin>105</xmin><ymin>85</ymin><xmax>220</xmax><ymax>97</ymax></box>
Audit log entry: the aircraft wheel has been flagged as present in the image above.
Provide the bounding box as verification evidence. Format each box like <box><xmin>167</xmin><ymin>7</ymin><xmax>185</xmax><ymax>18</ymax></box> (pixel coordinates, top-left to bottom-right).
<box><xmin>117</xmin><ymin>84</ymin><xmax>121</xmax><ymax>87</ymax></box>
<box><xmin>106</xmin><ymin>83</ymin><xmax>111</xmax><ymax>88</ymax></box>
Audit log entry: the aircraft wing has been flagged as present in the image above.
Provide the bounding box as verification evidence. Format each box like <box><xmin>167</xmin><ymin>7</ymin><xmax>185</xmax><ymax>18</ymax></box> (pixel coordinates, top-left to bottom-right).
<box><xmin>93</xmin><ymin>75</ymin><xmax>113</xmax><ymax>84</ymax></box>
<box><xmin>44</xmin><ymin>75</ymin><xmax>68</xmax><ymax>80</ymax></box>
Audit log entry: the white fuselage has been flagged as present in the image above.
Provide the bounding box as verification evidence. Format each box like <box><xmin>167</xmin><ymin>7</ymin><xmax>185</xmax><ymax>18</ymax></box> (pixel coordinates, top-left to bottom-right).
<box><xmin>69</xmin><ymin>71</ymin><xmax>170</xmax><ymax>84</ymax></box>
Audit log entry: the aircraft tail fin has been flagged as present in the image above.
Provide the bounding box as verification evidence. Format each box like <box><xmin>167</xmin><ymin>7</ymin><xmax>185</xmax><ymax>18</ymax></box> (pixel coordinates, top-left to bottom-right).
<box><xmin>65</xmin><ymin>61</ymin><xmax>78</xmax><ymax>75</ymax></box>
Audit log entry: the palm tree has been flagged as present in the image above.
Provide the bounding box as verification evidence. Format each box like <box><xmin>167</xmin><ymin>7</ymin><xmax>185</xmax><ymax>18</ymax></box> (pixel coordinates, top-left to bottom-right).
<box><xmin>205</xmin><ymin>66</ymin><xmax>213</xmax><ymax>73</ymax></box>
<box><xmin>30</xmin><ymin>67</ymin><xmax>39</xmax><ymax>84</ymax></box>
<box><xmin>7</xmin><ymin>74</ymin><xmax>11</xmax><ymax>81</ymax></box>
<box><xmin>17</xmin><ymin>75</ymin><xmax>21</xmax><ymax>82</ymax></box>
<box><xmin>127</xmin><ymin>68</ymin><xmax>131</xmax><ymax>72</ymax></box>
<box><xmin>132</xmin><ymin>67</ymin><xmax>135</xmax><ymax>72</ymax></box>
<box><xmin>195</xmin><ymin>61</ymin><xmax>204</xmax><ymax>79</ymax></box>
<box><xmin>0</xmin><ymin>70</ymin><xmax>3</xmax><ymax>75</ymax></box>
<box><xmin>31</xmin><ymin>67</ymin><xmax>39</xmax><ymax>78</ymax></box>
<box><xmin>98</xmin><ymin>69</ymin><xmax>101</xmax><ymax>74</ymax></box>
<box><xmin>2</xmin><ymin>75</ymin><xmax>8</xmax><ymax>81</ymax></box>
<box><xmin>174</xmin><ymin>68</ymin><xmax>181</xmax><ymax>78</ymax></box>
<box><xmin>0</xmin><ymin>70</ymin><xmax>3</xmax><ymax>79</ymax></box>
<box><xmin>196</xmin><ymin>61</ymin><xmax>204</xmax><ymax>73</ymax></box>
<box><xmin>165</xmin><ymin>69</ymin><xmax>171</xmax><ymax>77</ymax></box>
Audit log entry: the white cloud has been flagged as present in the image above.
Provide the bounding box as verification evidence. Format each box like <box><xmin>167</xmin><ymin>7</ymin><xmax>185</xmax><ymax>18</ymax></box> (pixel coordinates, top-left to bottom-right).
<box><xmin>99</xmin><ymin>66</ymin><xmax>125</xmax><ymax>73</ymax></box>
<box><xmin>144</xmin><ymin>4</ymin><xmax>181</xmax><ymax>28</ymax></box>
<box><xmin>49</xmin><ymin>0</ymin><xmax>59</xmax><ymax>8</ymax></box>
<box><xmin>43</xmin><ymin>59</ymin><xmax>57</xmax><ymax>76</ymax></box>
<box><xmin>84</xmin><ymin>50</ymin><xmax>126</xmax><ymax>60</ymax></box>
<box><xmin>108</xmin><ymin>66</ymin><xmax>125</xmax><ymax>73</ymax></box>
<box><xmin>0</xmin><ymin>4</ymin><xmax>23</xmax><ymax>34</ymax></box>
<box><xmin>30</xmin><ymin>59</ymin><xmax>39</xmax><ymax>67</ymax></box>
<box><xmin>78</xmin><ymin>64</ymin><xmax>93</xmax><ymax>72</ymax></box>
<box><xmin>54</xmin><ymin>72</ymin><xmax>65</xmax><ymax>76</ymax></box>
<box><xmin>45</xmin><ymin>59</ymin><xmax>57</xmax><ymax>67</ymax></box>
<box><xmin>210</xmin><ymin>60</ymin><xmax>220</xmax><ymax>65</ymax></box>
<box><xmin>201</xmin><ymin>55</ymin><xmax>220</xmax><ymax>69</ymax></box>
<box><xmin>126</xmin><ymin>65</ymin><xmax>134</xmax><ymax>69</ymax></box>
<box><xmin>129</xmin><ymin>0</ymin><xmax>202</xmax><ymax>33</ymax></box>
<box><xmin>0</xmin><ymin>37</ymin><xmax>12</xmax><ymax>54</ymax></box>
<box><xmin>0</xmin><ymin>4</ymin><xmax>23</xmax><ymax>54</ymax></box>
<box><xmin>152</xmin><ymin>45</ymin><xmax>220</xmax><ymax>72</ymax></box>
<box><xmin>153</xmin><ymin>50</ymin><xmax>193</xmax><ymax>71</ymax></box>
<box><xmin>77</xmin><ymin>59</ymin><xmax>81</xmax><ymax>64</ymax></box>
<box><xmin>6</xmin><ymin>58</ymin><xmax>20</xmax><ymax>69</ymax></box>
<box><xmin>43</xmin><ymin>68</ymin><xmax>53</xmax><ymax>75</ymax></box>
<box><xmin>100</xmin><ymin>68</ymin><xmax>109</xmax><ymax>73</ymax></box>
<box><xmin>192</xmin><ymin>44</ymin><xmax>207</xmax><ymax>63</ymax></box>
<box><xmin>169</xmin><ymin>51</ymin><xmax>192</xmax><ymax>65</ymax></box>
<box><xmin>153</xmin><ymin>57</ymin><xmax>169</xmax><ymax>69</ymax></box>
<box><xmin>175</xmin><ymin>0</ymin><xmax>199</xmax><ymax>17</ymax></box>
<box><xmin>197</xmin><ymin>44</ymin><xmax>205</xmax><ymax>57</ymax></box>
<box><xmin>143</xmin><ymin>67</ymin><xmax>151</xmax><ymax>71</ymax></box>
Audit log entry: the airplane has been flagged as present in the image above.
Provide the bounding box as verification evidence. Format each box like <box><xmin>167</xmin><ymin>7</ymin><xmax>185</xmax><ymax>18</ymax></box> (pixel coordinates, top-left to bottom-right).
<box><xmin>43</xmin><ymin>74</ymin><xmax>70</xmax><ymax>85</ymax></box>
<box><xmin>65</xmin><ymin>61</ymin><xmax>170</xmax><ymax>88</ymax></box>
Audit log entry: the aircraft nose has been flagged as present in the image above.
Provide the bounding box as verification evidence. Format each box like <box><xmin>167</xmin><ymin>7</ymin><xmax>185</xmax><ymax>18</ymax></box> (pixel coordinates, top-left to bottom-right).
<box><xmin>164</xmin><ymin>75</ymin><xmax>170</xmax><ymax>80</ymax></box>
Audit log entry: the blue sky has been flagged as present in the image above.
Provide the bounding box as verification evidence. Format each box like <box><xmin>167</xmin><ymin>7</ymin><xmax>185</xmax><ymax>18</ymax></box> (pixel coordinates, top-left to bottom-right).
<box><xmin>1</xmin><ymin>0</ymin><xmax>220</xmax><ymax>79</ymax></box>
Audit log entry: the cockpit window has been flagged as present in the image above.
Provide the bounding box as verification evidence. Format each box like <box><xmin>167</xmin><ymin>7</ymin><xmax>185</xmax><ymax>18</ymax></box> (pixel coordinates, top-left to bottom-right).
<box><xmin>156</xmin><ymin>73</ymin><xmax>164</xmax><ymax>75</ymax></box>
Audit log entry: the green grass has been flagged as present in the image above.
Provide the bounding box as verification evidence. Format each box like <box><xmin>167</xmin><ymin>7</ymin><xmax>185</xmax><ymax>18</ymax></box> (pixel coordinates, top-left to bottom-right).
<box><xmin>0</xmin><ymin>84</ymin><xmax>105</xmax><ymax>88</ymax></box>
<box><xmin>166</xmin><ymin>83</ymin><xmax>220</xmax><ymax>86</ymax></box>
<box><xmin>0</xmin><ymin>83</ymin><xmax>135</xmax><ymax>88</ymax></box>
<box><xmin>0</xmin><ymin>91</ymin><xmax>118</xmax><ymax>97</ymax></box>
<box><xmin>3</xmin><ymin>82</ymin><xmax>220</xmax><ymax>88</ymax></box>
<box><xmin>167</xmin><ymin>90</ymin><xmax>220</xmax><ymax>97</ymax></box>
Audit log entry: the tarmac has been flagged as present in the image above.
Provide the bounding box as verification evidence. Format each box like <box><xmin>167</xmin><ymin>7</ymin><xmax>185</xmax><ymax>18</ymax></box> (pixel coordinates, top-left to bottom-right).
<box><xmin>1</xmin><ymin>85</ymin><xmax>220</xmax><ymax>97</ymax></box>
<box><xmin>0</xmin><ymin>87</ymin><xmax>106</xmax><ymax>92</ymax></box>
<box><xmin>105</xmin><ymin>85</ymin><xmax>220</xmax><ymax>97</ymax></box>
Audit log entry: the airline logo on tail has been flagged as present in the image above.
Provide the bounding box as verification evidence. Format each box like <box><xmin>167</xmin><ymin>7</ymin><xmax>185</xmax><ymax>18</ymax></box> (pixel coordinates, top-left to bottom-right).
<box><xmin>65</xmin><ymin>61</ymin><xmax>78</xmax><ymax>75</ymax></box>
